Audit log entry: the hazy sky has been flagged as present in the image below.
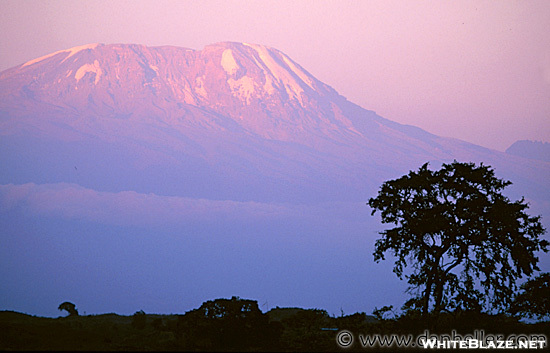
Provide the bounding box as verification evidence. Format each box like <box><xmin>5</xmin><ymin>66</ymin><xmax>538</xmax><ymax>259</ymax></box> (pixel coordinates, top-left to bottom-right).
<box><xmin>1</xmin><ymin>0</ymin><xmax>549</xmax><ymax>151</ymax></box>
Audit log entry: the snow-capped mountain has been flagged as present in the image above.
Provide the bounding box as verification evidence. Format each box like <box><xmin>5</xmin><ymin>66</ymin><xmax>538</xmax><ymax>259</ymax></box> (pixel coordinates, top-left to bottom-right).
<box><xmin>0</xmin><ymin>42</ymin><xmax>548</xmax><ymax>205</ymax></box>
<box><xmin>1</xmin><ymin>42</ymin><xmax>549</xmax><ymax>318</ymax></box>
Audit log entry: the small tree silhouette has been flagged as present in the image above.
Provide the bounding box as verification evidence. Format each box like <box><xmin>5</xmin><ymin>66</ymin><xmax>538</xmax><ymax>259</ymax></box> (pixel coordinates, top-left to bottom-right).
<box><xmin>58</xmin><ymin>301</ymin><xmax>79</xmax><ymax>316</ymax></box>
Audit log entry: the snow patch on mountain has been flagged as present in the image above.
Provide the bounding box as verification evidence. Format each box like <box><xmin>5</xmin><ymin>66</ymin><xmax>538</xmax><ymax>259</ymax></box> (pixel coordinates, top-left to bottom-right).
<box><xmin>195</xmin><ymin>76</ymin><xmax>208</xmax><ymax>98</ymax></box>
<box><xmin>244</xmin><ymin>43</ymin><xmax>305</xmax><ymax>105</ymax></box>
<box><xmin>221</xmin><ymin>49</ymin><xmax>239</xmax><ymax>76</ymax></box>
<box><xmin>281</xmin><ymin>55</ymin><xmax>314</xmax><ymax>90</ymax></box>
<box><xmin>149</xmin><ymin>64</ymin><xmax>160</xmax><ymax>74</ymax></box>
<box><xmin>228</xmin><ymin>76</ymin><xmax>256</xmax><ymax>104</ymax></box>
<box><xmin>75</xmin><ymin>60</ymin><xmax>102</xmax><ymax>84</ymax></box>
<box><xmin>22</xmin><ymin>43</ymin><xmax>100</xmax><ymax>68</ymax></box>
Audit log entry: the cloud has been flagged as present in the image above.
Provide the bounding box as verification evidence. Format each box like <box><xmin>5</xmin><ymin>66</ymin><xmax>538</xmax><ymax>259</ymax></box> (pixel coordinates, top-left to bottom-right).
<box><xmin>0</xmin><ymin>182</ymin><xmax>308</xmax><ymax>227</ymax></box>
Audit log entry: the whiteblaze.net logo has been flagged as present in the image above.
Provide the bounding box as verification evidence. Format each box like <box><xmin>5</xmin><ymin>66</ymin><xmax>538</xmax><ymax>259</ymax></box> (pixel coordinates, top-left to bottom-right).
<box><xmin>336</xmin><ymin>330</ymin><xmax>547</xmax><ymax>350</ymax></box>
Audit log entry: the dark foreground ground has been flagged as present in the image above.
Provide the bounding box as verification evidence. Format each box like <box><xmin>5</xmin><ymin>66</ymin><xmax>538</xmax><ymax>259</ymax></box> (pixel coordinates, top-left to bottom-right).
<box><xmin>1</xmin><ymin>308</ymin><xmax>548</xmax><ymax>351</ymax></box>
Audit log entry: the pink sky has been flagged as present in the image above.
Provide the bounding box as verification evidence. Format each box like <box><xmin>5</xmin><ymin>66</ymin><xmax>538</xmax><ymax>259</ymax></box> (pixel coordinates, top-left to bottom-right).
<box><xmin>0</xmin><ymin>0</ymin><xmax>548</xmax><ymax>151</ymax></box>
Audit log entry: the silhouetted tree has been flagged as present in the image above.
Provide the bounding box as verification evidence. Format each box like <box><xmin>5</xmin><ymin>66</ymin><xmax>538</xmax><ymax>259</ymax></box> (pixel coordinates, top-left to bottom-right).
<box><xmin>179</xmin><ymin>296</ymin><xmax>274</xmax><ymax>351</ymax></box>
<box><xmin>368</xmin><ymin>161</ymin><xmax>548</xmax><ymax>316</ymax></box>
<box><xmin>372</xmin><ymin>305</ymin><xmax>396</xmax><ymax>321</ymax></box>
<box><xmin>509</xmin><ymin>272</ymin><xmax>550</xmax><ymax>321</ymax></box>
<box><xmin>58</xmin><ymin>301</ymin><xmax>79</xmax><ymax>316</ymax></box>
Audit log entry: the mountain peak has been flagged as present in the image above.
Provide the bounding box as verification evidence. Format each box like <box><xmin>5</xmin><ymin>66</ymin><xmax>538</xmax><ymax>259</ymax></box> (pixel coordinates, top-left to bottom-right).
<box><xmin>2</xmin><ymin>42</ymin><xmax>348</xmax><ymax>140</ymax></box>
<box><xmin>506</xmin><ymin>140</ymin><xmax>550</xmax><ymax>162</ymax></box>
<box><xmin>196</xmin><ymin>41</ymin><xmax>326</xmax><ymax>105</ymax></box>
<box><xmin>9</xmin><ymin>42</ymin><xmax>330</xmax><ymax>108</ymax></box>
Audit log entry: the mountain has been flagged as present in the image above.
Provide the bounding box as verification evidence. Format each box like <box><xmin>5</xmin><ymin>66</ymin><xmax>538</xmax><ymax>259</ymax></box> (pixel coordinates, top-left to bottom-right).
<box><xmin>1</xmin><ymin>42</ymin><xmax>548</xmax><ymax>204</ymax></box>
<box><xmin>1</xmin><ymin>42</ymin><xmax>549</xmax><ymax>317</ymax></box>
<box><xmin>506</xmin><ymin>140</ymin><xmax>550</xmax><ymax>163</ymax></box>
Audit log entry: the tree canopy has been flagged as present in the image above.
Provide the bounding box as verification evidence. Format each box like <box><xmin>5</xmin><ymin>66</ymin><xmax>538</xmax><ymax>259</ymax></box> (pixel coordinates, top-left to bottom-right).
<box><xmin>368</xmin><ymin>161</ymin><xmax>548</xmax><ymax>315</ymax></box>
<box><xmin>58</xmin><ymin>302</ymin><xmax>79</xmax><ymax>316</ymax></box>
<box><xmin>180</xmin><ymin>296</ymin><xmax>271</xmax><ymax>350</ymax></box>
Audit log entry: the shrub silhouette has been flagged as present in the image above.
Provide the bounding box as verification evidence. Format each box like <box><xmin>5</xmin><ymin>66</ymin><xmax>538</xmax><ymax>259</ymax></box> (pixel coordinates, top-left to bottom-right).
<box><xmin>178</xmin><ymin>296</ymin><xmax>275</xmax><ymax>351</ymax></box>
<box><xmin>57</xmin><ymin>302</ymin><xmax>79</xmax><ymax>316</ymax></box>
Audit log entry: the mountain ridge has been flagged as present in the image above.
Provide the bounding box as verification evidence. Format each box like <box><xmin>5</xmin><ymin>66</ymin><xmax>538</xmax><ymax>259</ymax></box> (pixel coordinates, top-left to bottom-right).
<box><xmin>506</xmin><ymin>140</ymin><xmax>550</xmax><ymax>163</ymax></box>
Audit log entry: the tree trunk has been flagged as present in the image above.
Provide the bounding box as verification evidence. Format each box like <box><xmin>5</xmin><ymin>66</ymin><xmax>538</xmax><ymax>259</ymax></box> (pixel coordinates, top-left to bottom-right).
<box><xmin>422</xmin><ymin>260</ymin><xmax>439</xmax><ymax>316</ymax></box>
<box><xmin>433</xmin><ymin>271</ymin><xmax>445</xmax><ymax>314</ymax></box>
<box><xmin>423</xmin><ymin>276</ymin><xmax>432</xmax><ymax>316</ymax></box>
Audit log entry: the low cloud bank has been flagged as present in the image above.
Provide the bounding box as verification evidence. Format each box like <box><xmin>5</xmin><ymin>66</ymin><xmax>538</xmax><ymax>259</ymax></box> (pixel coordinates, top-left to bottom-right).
<box><xmin>0</xmin><ymin>182</ymin><xmax>366</xmax><ymax>228</ymax></box>
<box><xmin>0</xmin><ymin>183</ymin><xmax>305</xmax><ymax>226</ymax></box>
